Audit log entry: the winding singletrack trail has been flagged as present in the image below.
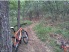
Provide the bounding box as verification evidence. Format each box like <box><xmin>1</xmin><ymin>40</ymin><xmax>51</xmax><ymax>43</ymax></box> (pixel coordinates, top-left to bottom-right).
<box><xmin>18</xmin><ymin>22</ymin><xmax>51</xmax><ymax>52</ymax></box>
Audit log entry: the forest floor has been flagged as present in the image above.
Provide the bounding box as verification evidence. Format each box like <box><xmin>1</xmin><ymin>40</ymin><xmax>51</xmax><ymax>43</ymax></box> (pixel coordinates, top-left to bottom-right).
<box><xmin>18</xmin><ymin>21</ymin><xmax>52</xmax><ymax>52</ymax></box>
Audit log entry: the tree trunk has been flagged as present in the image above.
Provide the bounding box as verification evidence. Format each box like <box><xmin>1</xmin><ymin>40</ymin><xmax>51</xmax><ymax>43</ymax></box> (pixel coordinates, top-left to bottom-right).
<box><xmin>29</xmin><ymin>11</ymin><xmax>32</xmax><ymax>21</ymax></box>
<box><xmin>35</xmin><ymin>1</ymin><xmax>39</xmax><ymax>19</ymax></box>
<box><xmin>0</xmin><ymin>1</ymin><xmax>12</xmax><ymax>52</ymax></box>
<box><xmin>17</xmin><ymin>0</ymin><xmax>20</xmax><ymax>29</ymax></box>
<box><xmin>0</xmin><ymin>13</ymin><xmax>2</xmax><ymax>51</ymax></box>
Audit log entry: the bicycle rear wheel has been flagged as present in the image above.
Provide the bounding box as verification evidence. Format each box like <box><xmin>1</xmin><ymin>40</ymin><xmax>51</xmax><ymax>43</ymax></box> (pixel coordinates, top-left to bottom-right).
<box><xmin>22</xmin><ymin>30</ymin><xmax>29</xmax><ymax>44</ymax></box>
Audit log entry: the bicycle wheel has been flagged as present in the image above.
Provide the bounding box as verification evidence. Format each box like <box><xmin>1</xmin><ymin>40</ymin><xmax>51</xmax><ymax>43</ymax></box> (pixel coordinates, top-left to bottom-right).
<box><xmin>15</xmin><ymin>43</ymin><xmax>19</xmax><ymax>52</ymax></box>
<box><xmin>13</xmin><ymin>43</ymin><xmax>19</xmax><ymax>52</ymax></box>
<box><xmin>12</xmin><ymin>38</ymin><xmax>19</xmax><ymax>52</ymax></box>
<box><xmin>22</xmin><ymin>30</ymin><xmax>29</xmax><ymax>44</ymax></box>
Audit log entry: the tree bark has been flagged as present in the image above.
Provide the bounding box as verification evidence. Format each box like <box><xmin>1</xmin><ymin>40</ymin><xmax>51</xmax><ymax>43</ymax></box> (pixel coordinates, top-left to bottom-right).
<box><xmin>17</xmin><ymin>0</ymin><xmax>20</xmax><ymax>29</ymax></box>
<box><xmin>29</xmin><ymin>11</ymin><xmax>32</xmax><ymax>21</ymax></box>
<box><xmin>0</xmin><ymin>1</ymin><xmax>12</xmax><ymax>52</ymax></box>
<box><xmin>35</xmin><ymin>1</ymin><xmax>39</xmax><ymax>19</ymax></box>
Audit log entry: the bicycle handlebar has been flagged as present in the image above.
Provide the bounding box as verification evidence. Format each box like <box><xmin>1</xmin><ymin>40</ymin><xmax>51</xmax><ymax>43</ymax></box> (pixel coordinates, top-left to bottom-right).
<box><xmin>14</xmin><ymin>23</ymin><xmax>27</xmax><ymax>28</ymax></box>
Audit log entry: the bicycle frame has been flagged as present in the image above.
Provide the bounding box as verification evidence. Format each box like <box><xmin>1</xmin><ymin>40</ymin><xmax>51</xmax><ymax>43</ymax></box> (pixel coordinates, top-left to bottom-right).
<box><xmin>13</xmin><ymin>27</ymin><xmax>24</xmax><ymax>46</ymax></box>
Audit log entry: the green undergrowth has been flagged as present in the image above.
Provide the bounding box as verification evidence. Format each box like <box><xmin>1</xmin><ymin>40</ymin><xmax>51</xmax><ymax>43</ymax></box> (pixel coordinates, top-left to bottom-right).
<box><xmin>49</xmin><ymin>38</ymin><xmax>63</xmax><ymax>52</ymax></box>
<box><xmin>58</xmin><ymin>21</ymin><xmax>69</xmax><ymax>30</ymax></box>
<box><xmin>10</xmin><ymin>20</ymin><xmax>32</xmax><ymax>30</ymax></box>
<box><xmin>34</xmin><ymin>23</ymin><xmax>52</xmax><ymax>42</ymax></box>
<box><xmin>10</xmin><ymin>20</ymin><xmax>32</xmax><ymax>26</ymax></box>
<box><xmin>34</xmin><ymin>20</ymin><xmax>69</xmax><ymax>52</ymax></box>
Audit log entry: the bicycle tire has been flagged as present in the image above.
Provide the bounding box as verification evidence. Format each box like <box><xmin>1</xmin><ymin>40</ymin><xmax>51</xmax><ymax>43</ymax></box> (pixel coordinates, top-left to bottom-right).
<box><xmin>22</xmin><ymin>30</ymin><xmax>29</xmax><ymax>44</ymax></box>
<box><xmin>14</xmin><ymin>43</ymin><xmax>19</xmax><ymax>52</ymax></box>
<box><xmin>12</xmin><ymin>39</ymin><xmax>19</xmax><ymax>52</ymax></box>
<box><xmin>12</xmin><ymin>45</ymin><xmax>18</xmax><ymax>52</ymax></box>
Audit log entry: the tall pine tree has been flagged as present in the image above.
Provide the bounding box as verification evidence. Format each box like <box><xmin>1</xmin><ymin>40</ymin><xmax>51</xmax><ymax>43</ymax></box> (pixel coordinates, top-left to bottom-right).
<box><xmin>0</xmin><ymin>1</ymin><xmax>12</xmax><ymax>52</ymax></box>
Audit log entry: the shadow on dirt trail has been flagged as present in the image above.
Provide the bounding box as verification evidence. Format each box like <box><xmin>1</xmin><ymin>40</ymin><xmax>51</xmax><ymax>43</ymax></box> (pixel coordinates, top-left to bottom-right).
<box><xmin>18</xmin><ymin>21</ymin><xmax>52</xmax><ymax>52</ymax></box>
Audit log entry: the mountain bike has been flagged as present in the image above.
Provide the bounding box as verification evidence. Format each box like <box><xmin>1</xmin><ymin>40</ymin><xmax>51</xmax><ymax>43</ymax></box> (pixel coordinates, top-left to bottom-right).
<box><xmin>10</xmin><ymin>27</ymin><xmax>29</xmax><ymax>52</ymax></box>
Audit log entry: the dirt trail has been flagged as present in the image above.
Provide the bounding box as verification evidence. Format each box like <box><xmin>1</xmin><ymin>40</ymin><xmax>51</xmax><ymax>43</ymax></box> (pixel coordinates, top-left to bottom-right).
<box><xmin>18</xmin><ymin>22</ymin><xmax>51</xmax><ymax>52</ymax></box>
